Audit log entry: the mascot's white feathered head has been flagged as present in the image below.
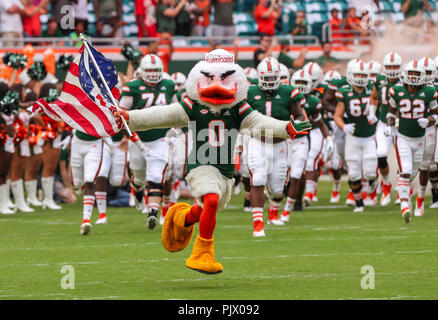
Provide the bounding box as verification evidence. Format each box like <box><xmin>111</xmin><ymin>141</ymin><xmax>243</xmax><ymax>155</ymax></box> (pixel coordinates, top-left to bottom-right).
<box><xmin>185</xmin><ymin>49</ymin><xmax>249</xmax><ymax>114</ymax></box>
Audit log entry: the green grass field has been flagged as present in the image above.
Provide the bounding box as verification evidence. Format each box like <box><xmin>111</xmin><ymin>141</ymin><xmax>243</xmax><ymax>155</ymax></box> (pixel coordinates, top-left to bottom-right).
<box><xmin>1</xmin><ymin>180</ymin><xmax>438</xmax><ymax>300</ymax></box>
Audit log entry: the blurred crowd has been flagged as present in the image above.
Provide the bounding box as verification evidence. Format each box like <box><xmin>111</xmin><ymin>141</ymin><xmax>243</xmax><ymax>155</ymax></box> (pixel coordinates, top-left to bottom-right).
<box><xmin>0</xmin><ymin>0</ymin><xmax>436</xmax><ymax>47</ymax></box>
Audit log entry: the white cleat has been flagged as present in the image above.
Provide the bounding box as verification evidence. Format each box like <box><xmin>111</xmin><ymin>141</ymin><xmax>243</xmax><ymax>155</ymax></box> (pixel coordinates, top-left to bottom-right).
<box><xmin>27</xmin><ymin>198</ymin><xmax>43</xmax><ymax>207</ymax></box>
<box><xmin>95</xmin><ymin>216</ymin><xmax>108</xmax><ymax>225</ymax></box>
<box><xmin>380</xmin><ymin>193</ymin><xmax>391</xmax><ymax>206</ymax></box>
<box><xmin>353</xmin><ymin>206</ymin><xmax>365</xmax><ymax>213</ymax></box>
<box><xmin>15</xmin><ymin>202</ymin><xmax>34</xmax><ymax>213</ymax></box>
<box><xmin>330</xmin><ymin>192</ymin><xmax>340</xmax><ymax>203</ymax></box>
<box><xmin>253</xmin><ymin>229</ymin><xmax>266</xmax><ymax>237</ymax></box>
<box><xmin>135</xmin><ymin>198</ymin><xmax>146</xmax><ymax>213</ymax></box>
<box><xmin>42</xmin><ymin>200</ymin><xmax>62</xmax><ymax>210</ymax></box>
<box><xmin>312</xmin><ymin>196</ymin><xmax>318</xmax><ymax>203</ymax></box>
<box><xmin>141</xmin><ymin>206</ymin><xmax>149</xmax><ymax>215</ymax></box>
<box><xmin>233</xmin><ymin>182</ymin><xmax>242</xmax><ymax>195</ymax></box>
<box><xmin>402</xmin><ymin>209</ymin><xmax>412</xmax><ymax>224</ymax></box>
<box><xmin>128</xmin><ymin>193</ymin><xmax>136</xmax><ymax>207</ymax></box>
<box><xmin>80</xmin><ymin>221</ymin><xmax>92</xmax><ymax>235</ymax></box>
<box><xmin>364</xmin><ymin>196</ymin><xmax>377</xmax><ymax>207</ymax></box>
<box><xmin>267</xmin><ymin>219</ymin><xmax>285</xmax><ymax>226</ymax></box>
<box><xmin>303</xmin><ymin>195</ymin><xmax>312</xmax><ymax>207</ymax></box>
<box><xmin>243</xmin><ymin>206</ymin><xmax>252</xmax><ymax>212</ymax></box>
<box><xmin>146</xmin><ymin>215</ymin><xmax>158</xmax><ymax>230</ymax></box>
<box><xmin>159</xmin><ymin>215</ymin><xmax>165</xmax><ymax>225</ymax></box>
<box><xmin>430</xmin><ymin>201</ymin><xmax>438</xmax><ymax>209</ymax></box>
<box><xmin>1</xmin><ymin>206</ymin><xmax>16</xmax><ymax>215</ymax></box>
<box><xmin>280</xmin><ymin>213</ymin><xmax>290</xmax><ymax>222</ymax></box>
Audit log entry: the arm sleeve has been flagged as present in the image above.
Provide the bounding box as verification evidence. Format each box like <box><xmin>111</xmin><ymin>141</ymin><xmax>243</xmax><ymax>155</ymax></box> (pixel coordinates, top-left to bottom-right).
<box><xmin>128</xmin><ymin>102</ymin><xmax>190</xmax><ymax>132</ymax></box>
<box><xmin>239</xmin><ymin>110</ymin><xmax>290</xmax><ymax>139</ymax></box>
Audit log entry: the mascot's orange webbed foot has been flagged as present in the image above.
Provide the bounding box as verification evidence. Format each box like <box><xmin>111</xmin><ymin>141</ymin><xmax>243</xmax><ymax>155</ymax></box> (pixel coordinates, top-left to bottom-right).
<box><xmin>185</xmin><ymin>235</ymin><xmax>223</xmax><ymax>275</ymax></box>
<box><xmin>162</xmin><ymin>202</ymin><xmax>195</xmax><ymax>252</ymax></box>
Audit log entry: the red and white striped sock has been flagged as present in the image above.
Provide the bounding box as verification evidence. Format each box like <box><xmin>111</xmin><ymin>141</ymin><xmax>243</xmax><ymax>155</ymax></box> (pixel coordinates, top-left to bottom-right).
<box><xmin>397</xmin><ymin>177</ymin><xmax>410</xmax><ymax>200</ymax></box>
<box><xmin>283</xmin><ymin>197</ymin><xmax>295</xmax><ymax>213</ymax></box>
<box><xmin>305</xmin><ymin>180</ymin><xmax>317</xmax><ymax>196</ymax></box>
<box><xmin>83</xmin><ymin>195</ymin><xmax>95</xmax><ymax>221</ymax></box>
<box><xmin>95</xmin><ymin>191</ymin><xmax>107</xmax><ymax>216</ymax></box>
<box><xmin>252</xmin><ymin>207</ymin><xmax>264</xmax><ymax>228</ymax></box>
<box><xmin>268</xmin><ymin>201</ymin><xmax>280</xmax><ymax>220</ymax></box>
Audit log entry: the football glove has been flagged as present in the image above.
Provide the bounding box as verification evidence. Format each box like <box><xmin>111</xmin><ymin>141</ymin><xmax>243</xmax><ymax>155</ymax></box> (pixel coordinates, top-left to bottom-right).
<box><xmin>343</xmin><ymin>123</ymin><xmax>355</xmax><ymax>134</ymax></box>
<box><xmin>417</xmin><ymin>118</ymin><xmax>429</xmax><ymax>129</ymax></box>
<box><xmin>286</xmin><ymin>115</ymin><xmax>311</xmax><ymax>139</ymax></box>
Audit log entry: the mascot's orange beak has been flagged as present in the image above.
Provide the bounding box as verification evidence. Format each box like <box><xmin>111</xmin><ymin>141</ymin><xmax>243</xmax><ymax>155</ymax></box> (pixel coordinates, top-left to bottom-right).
<box><xmin>198</xmin><ymin>84</ymin><xmax>237</xmax><ymax>105</ymax></box>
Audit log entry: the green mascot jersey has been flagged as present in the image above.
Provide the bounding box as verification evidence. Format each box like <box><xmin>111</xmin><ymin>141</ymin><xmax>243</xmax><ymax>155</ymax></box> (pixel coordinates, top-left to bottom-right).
<box><xmin>180</xmin><ymin>97</ymin><xmax>254</xmax><ymax>179</ymax></box>
<box><xmin>336</xmin><ymin>83</ymin><xmax>376</xmax><ymax>138</ymax></box>
<box><xmin>374</xmin><ymin>73</ymin><xmax>400</xmax><ymax>123</ymax></box>
<box><xmin>389</xmin><ymin>84</ymin><xmax>438</xmax><ymax>138</ymax></box>
<box><xmin>120</xmin><ymin>78</ymin><xmax>176</xmax><ymax>142</ymax></box>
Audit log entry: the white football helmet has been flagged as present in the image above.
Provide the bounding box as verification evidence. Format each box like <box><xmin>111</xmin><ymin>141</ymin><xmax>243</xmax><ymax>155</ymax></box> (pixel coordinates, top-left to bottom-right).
<box><xmin>139</xmin><ymin>54</ymin><xmax>163</xmax><ymax>83</ymax></box>
<box><xmin>303</xmin><ymin>62</ymin><xmax>323</xmax><ymax>87</ymax></box>
<box><xmin>367</xmin><ymin>60</ymin><xmax>382</xmax><ymax>82</ymax></box>
<box><xmin>402</xmin><ymin>60</ymin><xmax>426</xmax><ymax>86</ymax></box>
<box><xmin>257</xmin><ymin>57</ymin><xmax>281</xmax><ymax>91</ymax></box>
<box><xmin>382</xmin><ymin>51</ymin><xmax>403</xmax><ymax>79</ymax></box>
<box><xmin>346</xmin><ymin>60</ymin><xmax>369</xmax><ymax>87</ymax></box>
<box><xmin>323</xmin><ymin>70</ymin><xmax>341</xmax><ymax>84</ymax></box>
<box><xmin>244</xmin><ymin>67</ymin><xmax>257</xmax><ymax>80</ymax></box>
<box><xmin>171</xmin><ymin>72</ymin><xmax>187</xmax><ymax>91</ymax></box>
<box><xmin>418</xmin><ymin>57</ymin><xmax>436</xmax><ymax>84</ymax></box>
<box><xmin>291</xmin><ymin>69</ymin><xmax>313</xmax><ymax>95</ymax></box>
<box><xmin>279</xmin><ymin>63</ymin><xmax>290</xmax><ymax>85</ymax></box>
<box><xmin>162</xmin><ymin>72</ymin><xmax>170</xmax><ymax>80</ymax></box>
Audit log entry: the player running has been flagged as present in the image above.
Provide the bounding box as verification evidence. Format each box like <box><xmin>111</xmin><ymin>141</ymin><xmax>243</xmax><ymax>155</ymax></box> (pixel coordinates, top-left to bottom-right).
<box><xmin>119</xmin><ymin>54</ymin><xmax>176</xmax><ymax>229</ymax></box>
<box><xmin>334</xmin><ymin>60</ymin><xmax>378</xmax><ymax>212</ymax></box>
<box><xmin>246</xmin><ymin>57</ymin><xmax>307</xmax><ymax>236</ymax></box>
<box><xmin>385</xmin><ymin>60</ymin><xmax>438</xmax><ymax>222</ymax></box>
<box><xmin>367</xmin><ymin>51</ymin><xmax>403</xmax><ymax>206</ymax></box>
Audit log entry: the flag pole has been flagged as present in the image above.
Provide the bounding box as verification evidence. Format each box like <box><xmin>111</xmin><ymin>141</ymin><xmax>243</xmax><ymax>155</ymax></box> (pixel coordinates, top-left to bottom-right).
<box><xmin>79</xmin><ymin>33</ymin><xmax>133</xmax><ymax>137</ymax></box>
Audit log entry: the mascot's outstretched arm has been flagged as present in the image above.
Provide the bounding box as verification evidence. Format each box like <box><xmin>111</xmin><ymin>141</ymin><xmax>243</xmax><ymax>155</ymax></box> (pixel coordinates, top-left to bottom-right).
<box><xmin>115</xmin><ymin>102</ymin><xmax>189</xmax><ymax>132</ymax></box>
<box><xmin>240</xmin><ymin>110</ymin><xmax>311</xmax><ymax>139</ymax></box>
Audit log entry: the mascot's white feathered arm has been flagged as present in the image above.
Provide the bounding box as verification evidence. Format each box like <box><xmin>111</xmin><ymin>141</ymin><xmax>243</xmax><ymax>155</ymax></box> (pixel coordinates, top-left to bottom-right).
<box><xmin>239</xmin><ymin>110</ymin><xmax>311</xmax><ymax>139</ymax></box>
<box><xmin>114</xmin><ymin>102</ymin><xmax>189</xmax><ymax>132</ymax></box>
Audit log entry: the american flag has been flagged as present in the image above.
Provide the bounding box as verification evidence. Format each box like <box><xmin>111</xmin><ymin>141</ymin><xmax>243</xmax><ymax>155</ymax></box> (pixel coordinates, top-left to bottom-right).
<box><xmin>32</xmin><ymin>44</ymin><xmax>121</xmax><ymax>137</ymax></box>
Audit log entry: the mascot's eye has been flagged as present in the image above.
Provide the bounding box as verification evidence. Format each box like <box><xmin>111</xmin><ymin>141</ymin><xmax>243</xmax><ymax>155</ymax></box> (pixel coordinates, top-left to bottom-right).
<box><xmin>201</xmin><ymin>71</ymin><xmax>214</xmax><ymax>80</ymax></box>
<box><xmin>220</xmin><ymin>70</ymin><xmax>236</xmax><ymax>81</ymax></box>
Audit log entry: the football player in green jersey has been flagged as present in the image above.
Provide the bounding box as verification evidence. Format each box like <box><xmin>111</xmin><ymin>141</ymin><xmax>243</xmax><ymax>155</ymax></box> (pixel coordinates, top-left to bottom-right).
<box><xmin>114</xmin><ymin>49</ymin><xmax>311</xmax><ymax>274</ymax></box>
<box><xmin>289</xmin><ymin>70</ymin><xmax>334</xmax><ymax>208</ymax></box>
<box><xmin>385</xmin><ymin>60</ymin><xmax>438</xmax><ymax>222</ymax></box>
<box><xmin>246</xmin><ymin>57</ymin><xmax>308</xmax><ymax>236</ymax></box>
<box><xmin>119</xmin><ymin>54</ymin><xmax>176</xmax><ymax>229</ymax></box>
<box><xmin>367</xmin><ymin>51</ymin><xmax>403</xmax><ymax>206</ymax></box>
<box><xmin>323</xmin><ymin>61</ymin><xmax>356</xmax><ymax>205</ymax></box>
<box><xmin>416</xmin><ymin>57</ymin><xmax>438</xmax><ymax>212</ymax></box>
<box><xmin>334</xmin><ymin>59</ymin><xmax>378</xmax><ymax>213</ymax></box>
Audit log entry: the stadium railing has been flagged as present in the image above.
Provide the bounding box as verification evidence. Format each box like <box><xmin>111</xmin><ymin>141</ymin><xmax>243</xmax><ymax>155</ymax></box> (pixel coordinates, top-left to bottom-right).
<box><xmin>0</xmin><ymin>35</ymin><xmax>321</xmax><ymax>50</ymax></box>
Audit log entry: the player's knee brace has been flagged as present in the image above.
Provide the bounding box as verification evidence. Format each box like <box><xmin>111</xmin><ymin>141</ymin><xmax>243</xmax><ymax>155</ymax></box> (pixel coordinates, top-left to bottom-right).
<box><xmin>132</xmin><ymin>170</ymin><xmax>146</xmax><ymax>189</ymax></box>
<box><xmin>377</xmin><ymin>157</ymin><xmax>388</xmax><ymax>169</ymax></box>
<box><xmin>146</xmin><ymin>181</ymin><xmax>163</xmax><ymax>198</ymax></box>
<box><xmin>348</xmin><ymin>179</ymin><xmax>362</xmax><ymax>193</ymax></box>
